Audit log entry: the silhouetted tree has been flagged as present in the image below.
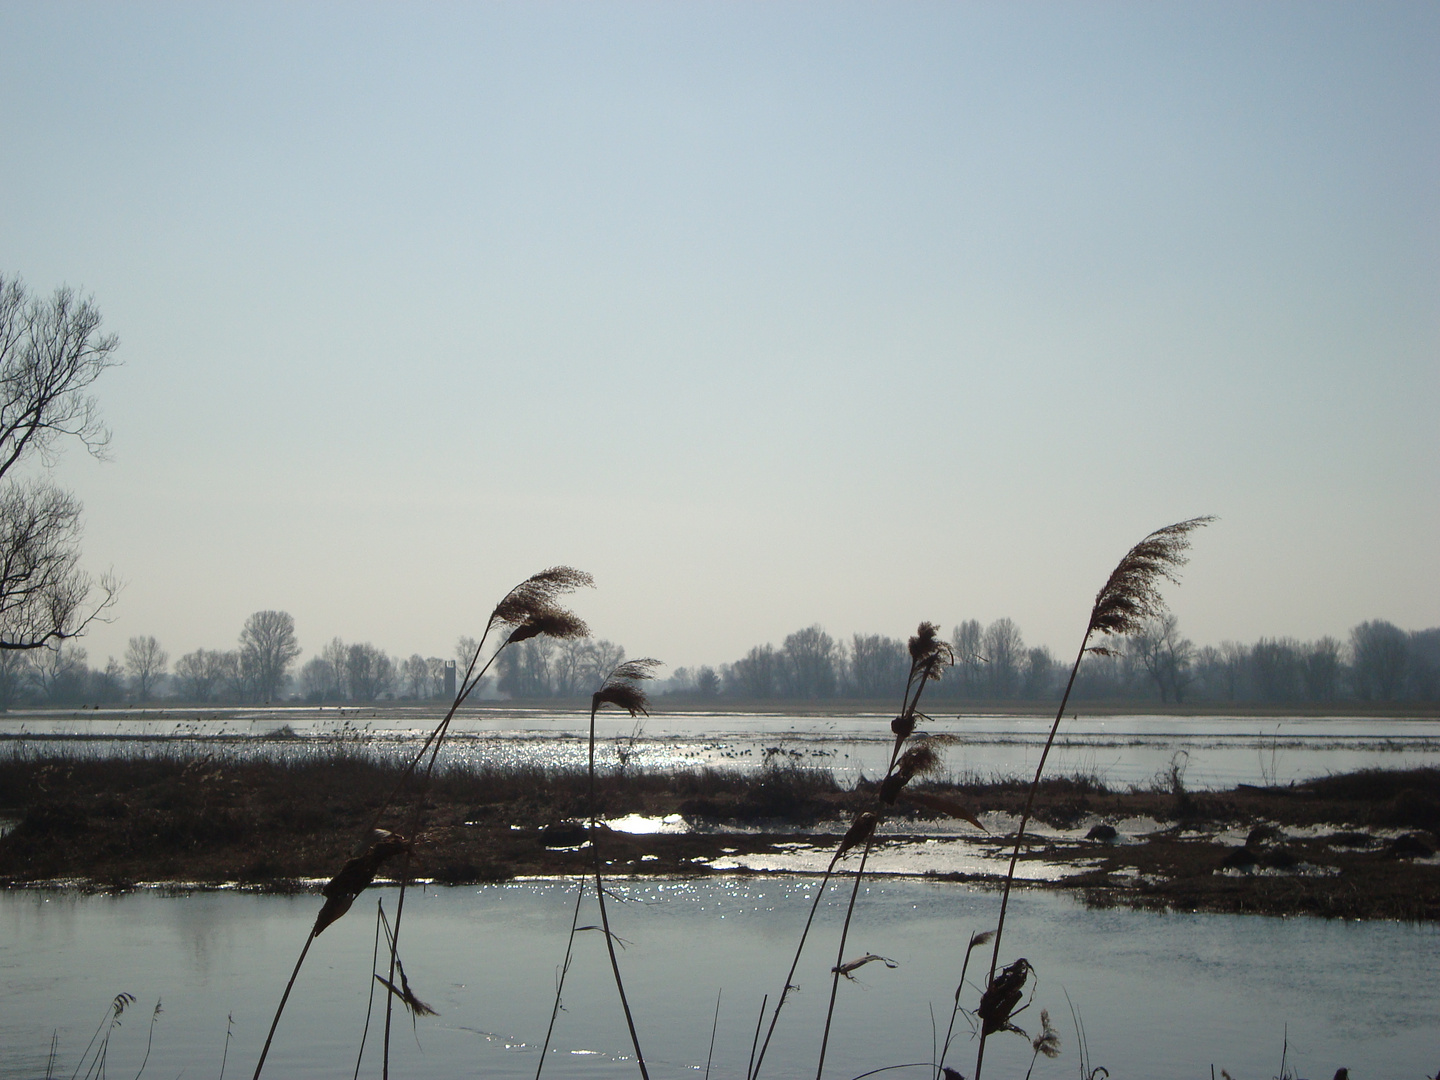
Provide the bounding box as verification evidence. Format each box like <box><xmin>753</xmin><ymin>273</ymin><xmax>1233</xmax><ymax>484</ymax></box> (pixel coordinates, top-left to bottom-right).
<box><xmin>124</xmin><ymin>635</ymin><xmax>168</xmax><ymax>701</ymax></box>
<box><xmin>496</xmin><ymin>637</ymin><xmax>554</xmax><ymax>698</ymax></box>
<box><xmin>0</xmin><ymin>274</ymin><xmax>120</xmax><ymax>652</ymax></box>
<box><xmin>781</xmin><ymin>625</ymin><xmax>838</xmax><ymax>698</ymax></box>
<box><xmin>983</xmin><ymin>618</ymin><xmax>1025</xmax><ymax>698</ymax></box>
<box><xmin>343</xmin><ymin>642</ymin><xmax>393</xmax><ymax>701</ymax></box>
<box><xmin>239</xmin><ymin>611</ymin><xmax>299</xmax><ymax>702</ymax></box>
<box><xmin>849</xmin><ymin>633</ymin><xmax>908</xmax><ymax>698</ymax></box>
<box><xmin>1302</xmin><ymin>637</ymin><xmax>1343</xmax><ymax>702</ymax></box>
<box><xmin>1350</xmin><ymin>620</ymin><xmax>1408</xmax><ymax>701</ymax></box>
<box><xmin>728</xmin><ymin>643</ymin><xmax>780</xmax><ymax>699</ymax></box>
<box><xmin>29</xmin><ymin>643</ymin><xmax>88</xmax><ymax>703</ymax></box>
<box><xmin>174</xmin><ymin>648</ymin><xmax>228</xmax><ymax>702</ymax></box>
<box><xmin>298</xmin><ymin>655</ymin><xmax>336</xmax><ymax>703</ymax></box>
<box><xmin>401</xmin><ymin>654</ymin><xmax>430</xmax><ymax>699</ymax></box>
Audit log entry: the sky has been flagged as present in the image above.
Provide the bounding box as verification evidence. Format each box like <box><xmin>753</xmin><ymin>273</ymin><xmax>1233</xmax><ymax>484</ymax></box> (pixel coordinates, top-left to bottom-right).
<box><xmin>1</xmin><ymin>2</ymin><xmax>1436</xmax><ymax>674</ymax></box>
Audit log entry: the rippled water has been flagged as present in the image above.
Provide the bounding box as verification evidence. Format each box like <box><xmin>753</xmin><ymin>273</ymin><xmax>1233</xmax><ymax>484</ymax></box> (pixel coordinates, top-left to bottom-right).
<box><xmin>2</xmin><ymin>879</ymin><xmax>1436</xmax><ymax>1080</ymax></box>
<box><xmin>3</xmin><ymin>706</ymin><xmax>1438</xmax><ymax>789</ymax></box>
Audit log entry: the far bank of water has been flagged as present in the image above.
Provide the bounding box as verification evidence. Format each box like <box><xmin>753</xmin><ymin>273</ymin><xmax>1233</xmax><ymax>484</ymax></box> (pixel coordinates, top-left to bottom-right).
<box><xmin>3</xmin><ymin>708</ymin><xmax>1440</xmax><ymax>789</ymax></box>
<box><xmin>3</xmin><ymin>879</ymin><xmax>1436</xmax><ymax>1079</ymax></box>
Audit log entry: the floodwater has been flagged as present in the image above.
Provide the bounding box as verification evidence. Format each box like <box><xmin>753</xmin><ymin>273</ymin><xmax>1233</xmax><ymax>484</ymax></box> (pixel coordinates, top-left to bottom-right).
<box><xmin>3</xmin><ymin>707</ymin><xmax>1438</xmax><ymax>789</ymax></box>
<box><xmin>2</xmin><ymin>879</ymin><xmax>1436</xmax><ymax>1080</ymax></box>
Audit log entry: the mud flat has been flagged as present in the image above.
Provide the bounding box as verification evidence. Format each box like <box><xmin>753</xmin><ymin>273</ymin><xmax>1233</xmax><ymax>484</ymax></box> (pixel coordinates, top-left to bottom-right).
<box><xmin>1</xmin><ymin>753</ymin><xmax>1435</xmax><ymax>920</ymax></box>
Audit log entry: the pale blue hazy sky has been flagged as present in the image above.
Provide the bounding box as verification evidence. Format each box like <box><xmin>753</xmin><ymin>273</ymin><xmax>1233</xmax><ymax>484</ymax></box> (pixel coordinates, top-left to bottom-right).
<box><xmin>2</xmin><ymin>2</ymin><xmax>1436</xmax><ymax>673</ymax></box>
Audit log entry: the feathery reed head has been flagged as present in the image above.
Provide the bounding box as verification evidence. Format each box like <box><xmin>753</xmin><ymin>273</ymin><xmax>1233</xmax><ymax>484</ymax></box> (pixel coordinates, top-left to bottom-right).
<box><xmin>592</xmin><ymin>657</ymin><xmax>662</xmax><ymax>717</ymax></box>
<box><xmin>880</xmin><ymin>742</ymin><xmax>942</xmax><ymax>804</ymax></box>
<box><xmin>1032</xmin><ymin>1009</ymin><xmax>1061</xmax><ymax>1059</ymax></box>
<box><xmin>1088</xmin><ymin>517</ymin><xmax>1214</xmax><ymax>639</ymax></box>
<box><xmin>489</xmin><ymin>566</ymin><xmax>594</xmax><ymax>633</ymax></box>
<box><xmin>507</xmin><ymin>608</ymin><xmax>590</xmax><ymax>644</ymax></box>
<box><xmin>909</xmin><ymin>621</ymin><xmax>955</xmax><ymax>681</ymax></box>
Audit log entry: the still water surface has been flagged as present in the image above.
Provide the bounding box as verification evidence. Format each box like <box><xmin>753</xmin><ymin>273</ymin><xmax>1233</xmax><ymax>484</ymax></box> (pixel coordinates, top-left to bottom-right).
<box><xmin>3</xmin><ymin>708</ymin><xmax>1439</xmax><ymax>789</ymax></box>
<box><xmin>3</xmin><ymin>879</ymin><xmax>1436</xmax><ymax>1080</ymax></box>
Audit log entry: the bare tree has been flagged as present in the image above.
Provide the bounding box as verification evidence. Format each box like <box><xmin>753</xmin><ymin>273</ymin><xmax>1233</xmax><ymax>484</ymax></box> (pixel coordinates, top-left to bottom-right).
<box><xmin>28</xmin><ymin>643</ymin><xmax>88</xmax><ymax>703</ymax></box>
<box><xmin>982</xmin><ymin>618</ymin><xmax>1025</xmax><ymax>698</ymax></box>
<box><xmin>124</xmin><ymin>635</ymin><xmax>168</xmax><ymax>701</ymax></box>
<box><xmin>849</xmin><ymin>633</ymin><xmax>908</xmax><ymax>698</ymax></box>
<box><xmin>781</xmin><ymin>625</ymin><xmax>838</xmax><ymax>698</ymax></box>
<box><xmin>0</xmin><ymin>649</ymin><xmax>27</xmax><ymax>711</ymax></box>
<box><xmin>318</xmin><ymin>637</ymin><xmax>347</xmax><ymax>701</ymax></box>
<box><xmin>298</xmin><ymin>655</ymin><xmax>336</xmax><ymax>702</ymax></box>
<box><xmin>343</xmin><ymin>642</ymin><xmax>393</xmax><ymax>701</ymax></box>
<box><xmin>1350</xmin><ymin>619</ymin><xmax>1409</xmax><ymax>701</ymax></box>
<box><xmin>583</xmin><ymin>640</ymin><xmax>626</xmax><ymax>688</ymax></box>
<box><xmin>1132</xmin><ymin>614</ymin><xmax>1195</xmax><ymax>703</ymax></box>
<box><xmin>239</xmin><ymin>611</ymin><xmax>300</xmax><ymax>702</ymax></box>
<box><xmin>401</xmin><ymin>653</ymin><xmax>430</xmax><ymax>699</ymax></box>
<box><xmin>0</xmin><ymin>274</ymin><xmax>120</xmax><ymax>651</ymax></box>
<box><xmin>551</xmin><ymin>636</ymin><xmax>593</xmax><ymax>696</ymax></box>
<box><xmin>1302</xmin><ymin>637</ymin><xmax>1343</xmax><ymax>702</ymax></box>
<box><xmin>728</xmin><ymin>643</ymin><xmax>780</xmax><ymax>698</ymax></box>
<box><xmin>173</xmin><ymin>648</ymin><xmax>229</xmax><ymax>703</ymax></box>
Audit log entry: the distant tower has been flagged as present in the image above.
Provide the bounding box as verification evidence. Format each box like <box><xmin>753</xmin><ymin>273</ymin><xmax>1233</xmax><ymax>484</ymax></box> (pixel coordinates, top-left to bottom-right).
<box><xmin>443</xmin><ymin>660</ymin><xmax>456</xmax><ymax>698</ymax></box>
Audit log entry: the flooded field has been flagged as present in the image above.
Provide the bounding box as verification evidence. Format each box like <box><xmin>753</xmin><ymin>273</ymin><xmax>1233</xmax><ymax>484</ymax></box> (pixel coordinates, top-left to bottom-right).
<box><xmin>4</xmin><ymin>706</ymin><xmax>1439</xmax><ymax>790</ymax></box>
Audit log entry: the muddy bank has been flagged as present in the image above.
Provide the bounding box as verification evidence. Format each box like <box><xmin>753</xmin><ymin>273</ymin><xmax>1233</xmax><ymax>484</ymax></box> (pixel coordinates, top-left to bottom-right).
<box><xmin>0</xmin><ymin>753</ymin><xmax>1436</xmax><ymax>920</ymax></box>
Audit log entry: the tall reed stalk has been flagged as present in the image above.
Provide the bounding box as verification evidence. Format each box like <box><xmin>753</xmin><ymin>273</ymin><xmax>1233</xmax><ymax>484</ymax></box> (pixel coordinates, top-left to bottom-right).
<box><xmin>586</xmin><ymin>659</ymin><xmax>661</xmax><ymax>1080</ymax></box>
<box><xmin>252</xmin><ymin>567</ymin><xmax>593</xmax><ymax>1080</ymax></box>
<box><xmin>972</xmin><ymin>517</ymin><xmax>1211</xmax><ymax>1080</ymax></box>
<box><xmin>751</xmin><ymin>623</ymin><xmax>965</xmax><ymax>1080</ymax></box>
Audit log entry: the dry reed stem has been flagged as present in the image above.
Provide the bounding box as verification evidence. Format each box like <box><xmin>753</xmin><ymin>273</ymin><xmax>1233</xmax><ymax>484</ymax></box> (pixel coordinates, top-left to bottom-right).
<box><xmin>973</xmin><ymin>518</ymin><xmax>1210</xmax><ymax>1080</ymax></box>
<box><xmin>253</xmin><ymin>567</ymin><xmax>593</xmax><ymax>1080</ymax></box>
<box><xmin>587</xmin><ymin>659</ymin><xmax>660</xmax><ymax>1080</ymax></box>
<box><xmin>535</xmin><ymin>877</ymin><xmax>588</xmax><ymax>1080</ymax></box>
<box><xmin>936</xmin><ymin>930</ymin><xmax>993</xmax><ymax>1078</ymax></box>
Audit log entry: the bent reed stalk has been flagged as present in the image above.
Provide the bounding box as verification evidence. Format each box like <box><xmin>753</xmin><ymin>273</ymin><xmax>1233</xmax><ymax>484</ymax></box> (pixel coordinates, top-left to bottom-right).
<box><xmin>252</xmin><ymin>567</ymin><xmax>593</xmax><ymax>1080</ymax></box>
<box><xmin>586</xmin><ymin>660</ymin><xmax>661</xmax><ymax>1080</ymax></box>
<box><xmin>973</xmin><ymin>517</ymin><xmax>1211</xmax><ymax>1080</ymax></box>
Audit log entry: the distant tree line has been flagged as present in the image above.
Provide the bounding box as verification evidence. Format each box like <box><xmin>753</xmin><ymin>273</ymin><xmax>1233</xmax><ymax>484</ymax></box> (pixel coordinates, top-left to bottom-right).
<box><xmin>4</xmin><ymin>610</ymin><xmax>1435</xmax><ymax>710</ymax></box>
<box><xmin>662</xmin><ymin>618</ymin><xmax>1440</xmax><ymax>705</ymax></box>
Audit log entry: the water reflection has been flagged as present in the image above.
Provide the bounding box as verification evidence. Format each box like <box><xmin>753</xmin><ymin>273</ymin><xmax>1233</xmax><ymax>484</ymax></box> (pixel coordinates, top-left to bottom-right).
<box><xmin>2</xmin><ymin>880</ymin><xmax>1436</xmax><ymax>1080</ymax></box>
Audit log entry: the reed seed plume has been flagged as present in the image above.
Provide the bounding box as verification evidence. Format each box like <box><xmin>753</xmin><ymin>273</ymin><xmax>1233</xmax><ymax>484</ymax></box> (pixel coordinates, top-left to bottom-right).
<box><xmin>508</xmin><ymin>608</ymin><xmax>590</xmax><ymax>644</ymax></box>
<box><xmin>593</xmin><ymin>658</ymin><xmax>662</xmax><ymax>716</ymax></box>
<box><xmin>489</xmin><ymin>566</ymin><xmax>595</xmax><ymax>632</ymax></box>
<box><xmin>975</xmin><ymin>517</ymin><xmax>1213</xmax><ymax>1080</ymax></box>
<box><xmin>879</xmin><ymin>743</ymin><xmax>941</xmax><ymax>804</ymax></box>
<box><xmin>908</xmin><ymin>621</ymin><xmax>954</xmax><ymax>682</ymax></box>
<box><xmin>1086</xmin><ymin>517</ymin><xmax>1214</xmax><ymax>640</ymax></box>
<box><xmin>1032</xmin><ymin>1010</ymin><xmax>1060</xmax><ymax>1059</ymax></box>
